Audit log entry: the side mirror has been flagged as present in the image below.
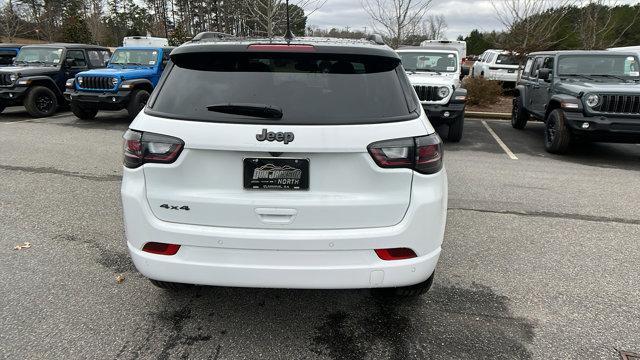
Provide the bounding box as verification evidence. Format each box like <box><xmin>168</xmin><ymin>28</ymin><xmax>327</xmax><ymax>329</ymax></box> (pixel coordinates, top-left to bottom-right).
<box><xmin>538</xmin><ymin>68</ymin><xmax>551</xmax><ymax>81</ymax></box>
<box><xmin>65</xmin><ymin>58</ymin><xmax>75</xmax><ymax>67</ymax></box>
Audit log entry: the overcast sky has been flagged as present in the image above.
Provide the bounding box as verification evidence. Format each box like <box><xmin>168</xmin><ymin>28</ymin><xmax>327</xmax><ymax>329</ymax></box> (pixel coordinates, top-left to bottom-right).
<box><xmin>306</xmin><ymin>0</ymin><xmax>637</xmax><ymax>40</ymax></box>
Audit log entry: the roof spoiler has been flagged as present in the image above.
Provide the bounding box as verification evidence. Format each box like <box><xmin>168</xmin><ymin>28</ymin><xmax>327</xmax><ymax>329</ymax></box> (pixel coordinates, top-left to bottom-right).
<box><xmin>367</xmin><ymin>34</ymin><xmax>386</xmax><ymax>45</ymax></box>
<box><xmin>191</xmin><ymin>32</ymin><xmax>236</xmax><ymax>42</ymax></box>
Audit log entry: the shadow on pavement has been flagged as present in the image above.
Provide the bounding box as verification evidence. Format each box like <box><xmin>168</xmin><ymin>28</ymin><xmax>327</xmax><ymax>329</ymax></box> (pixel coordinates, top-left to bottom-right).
<box><xmin>113</xmin><ymin>282</ymin><xmax>535</xmax><ymax>360</ymax></box>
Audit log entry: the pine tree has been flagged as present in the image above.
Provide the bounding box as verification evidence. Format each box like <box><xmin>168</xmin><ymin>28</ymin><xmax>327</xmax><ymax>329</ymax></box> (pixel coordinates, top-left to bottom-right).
<box><xmin>61</xmin><ymin>0</ymin><xmax>92</xmax><ymax>43</ymax></box>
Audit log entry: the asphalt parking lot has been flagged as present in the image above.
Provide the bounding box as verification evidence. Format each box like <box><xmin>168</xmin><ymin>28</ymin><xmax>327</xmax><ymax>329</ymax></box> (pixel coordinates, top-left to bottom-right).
<box><xmin>1</xmin><ymin>107</ymin><xmax>639</xmax><ymax>360</ymax></box>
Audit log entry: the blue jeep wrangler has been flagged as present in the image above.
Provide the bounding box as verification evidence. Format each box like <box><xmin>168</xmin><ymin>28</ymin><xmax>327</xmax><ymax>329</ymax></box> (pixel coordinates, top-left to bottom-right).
<box><xmin>64</xmin><ymin>46</ymin><xmax>173</xmax><ymax>120</ymax></box>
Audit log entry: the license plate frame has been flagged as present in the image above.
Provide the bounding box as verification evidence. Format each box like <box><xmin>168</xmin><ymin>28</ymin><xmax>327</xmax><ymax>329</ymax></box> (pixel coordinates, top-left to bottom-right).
<box><xmin>243</xmin><ymin>157</ymin><xmax>309</xmax><ymax>190</ymax></box>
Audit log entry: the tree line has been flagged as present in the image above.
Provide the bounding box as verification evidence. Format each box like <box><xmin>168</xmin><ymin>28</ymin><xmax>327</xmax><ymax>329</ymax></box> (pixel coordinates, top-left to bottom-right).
<box><xmin>0</xmin><ymin>0</ymin><xmax>318</xmax><ymax>46</ymax></box>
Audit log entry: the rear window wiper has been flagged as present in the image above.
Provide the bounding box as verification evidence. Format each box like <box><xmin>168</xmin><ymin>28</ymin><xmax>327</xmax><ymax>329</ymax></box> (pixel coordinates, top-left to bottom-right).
<box><xmin>206</xmin><ymin>103</ymin><xmax>283</xmax><ymax>119</ymax></box>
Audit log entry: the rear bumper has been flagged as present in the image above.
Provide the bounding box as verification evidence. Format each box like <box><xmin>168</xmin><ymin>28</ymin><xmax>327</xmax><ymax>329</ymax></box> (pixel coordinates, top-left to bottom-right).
<box><xmin>128</xmin><ymin>242</ymin><xmax>440</xmax><ymax>289</ymax></box>
<box><xmin>423</xmin><ymin>102</ymin><xmax>465</xmax><ymax>125</ymax></box>
<box><xmin>565</xmin><ymin>112</ymin><xmax>640</xmax><ymax>142</ymax></box>
<box><xmin>121</xmin><ymin>166</ymin><xmax>448</xmax><ymax>289</ymax></box>
<box><xmin>64</xmin><ymin>89</ymin><xmax>132</xmax><ymax>109</ymax></box>
<box><xmin>486</xmin><ymin>72</ymin><xmax>518</xmax><ymax>83</ymax></box>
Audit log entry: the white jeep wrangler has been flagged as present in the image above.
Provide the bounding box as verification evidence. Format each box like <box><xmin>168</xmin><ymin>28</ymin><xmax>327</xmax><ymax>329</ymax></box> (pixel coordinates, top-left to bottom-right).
<box><xmin>397</xmin><ymin>47</ymin><xmax>468</xmax><ymax>142</ymax></box>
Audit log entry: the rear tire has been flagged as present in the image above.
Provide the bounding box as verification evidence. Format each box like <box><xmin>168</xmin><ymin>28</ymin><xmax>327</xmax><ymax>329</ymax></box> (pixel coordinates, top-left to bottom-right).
<box><xmin>127</xmin><ymin>89</ymin><xmax>150</xmax><ymax>119</ymax></box>
<box><xmin>544</xmin><ymin>109</ymin><xmax>572</xmax><ymax>154</ymax></box>
<box><xmin>511</xmin><ymin>96</ymin><xmax>529</xmax><ymax>129</ymax></box>
<box><xmin>25</xmin><ymin>86</ymin><xmax>58</xmax><ymax>118</ymax></box>
<box><xmin>371</xmin><ymin>273</ymin><xmax>435</xmax><ymax>298</ymax></box>
<box><xmin>71</xmin><ymin>102</ymin><xmax>98</xmax><ymax>120</ymax></box>
<box><xmin>149</xmin><ymin>279</ymin><xmax>192</xmax><ymax>290</ymax></box>
<box><xmin>447</xmin><ymin>114</ymin><xmax>464</xmax><ymax>142</ymax></box>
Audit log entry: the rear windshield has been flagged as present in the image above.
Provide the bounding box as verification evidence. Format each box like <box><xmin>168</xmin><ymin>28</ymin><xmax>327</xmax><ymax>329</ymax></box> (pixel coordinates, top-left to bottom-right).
<box><xmin>148</xmin><ymin>52</ymin><xmax>415</xmax><ymax>125</ymax></box>
<box><xmin>496</xmin><ymin>54</ymin><xmax>518</xmax><ymax>65</ymax></box>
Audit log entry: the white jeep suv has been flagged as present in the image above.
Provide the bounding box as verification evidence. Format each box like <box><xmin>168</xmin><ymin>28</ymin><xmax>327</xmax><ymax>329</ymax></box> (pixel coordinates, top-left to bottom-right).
<box><xmin>121</xmin><ymin>37</ymin><xmax>448</xmax><ymax>297</ymax></box>
<box><xmin>397</xmin><ymin>47</ymin><xmax>468</xmax><ymax>142</ymax></box>
<box><xmin>472</xmin><ymin>49</ymin><xmax>520</xmax><ymax>83</ymax></box>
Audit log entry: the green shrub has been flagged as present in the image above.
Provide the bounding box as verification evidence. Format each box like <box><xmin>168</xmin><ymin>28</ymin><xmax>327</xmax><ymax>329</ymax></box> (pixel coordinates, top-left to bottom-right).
<box><xmin>463</xmin><ymin>77</ymin><xmax>502</xmax><ymax>106</ymax></box>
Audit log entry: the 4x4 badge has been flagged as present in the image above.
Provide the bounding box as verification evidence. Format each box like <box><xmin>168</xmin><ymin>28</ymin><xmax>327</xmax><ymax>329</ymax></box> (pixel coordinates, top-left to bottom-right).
<box><xmin>256</xmin><ymin>129</ymin><xmax>294</xmax><ymax>144</ymax></box>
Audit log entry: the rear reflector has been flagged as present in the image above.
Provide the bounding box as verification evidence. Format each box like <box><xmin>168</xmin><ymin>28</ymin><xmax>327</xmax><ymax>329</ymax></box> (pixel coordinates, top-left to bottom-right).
<box><xmin>248</xmin><ymin>44</ymin><xmax>315</xmax><ymax>52</ymax></box>
<box><xmin>375</xmin><ymin>248</ymin><xmax>417</xmax><ymax>261</ymax></box>
<box><xmin>142</xmin><ymin>242</ymin><xmax>181</xmax><ymax>256</ymax></box>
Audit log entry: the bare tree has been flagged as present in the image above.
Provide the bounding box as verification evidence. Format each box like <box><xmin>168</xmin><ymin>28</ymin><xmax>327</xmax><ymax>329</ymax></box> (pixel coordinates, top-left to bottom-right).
<box><xmin>576</xmin><ymin>0</ymin><xmax>640</xmax><ymax>49</ymax></box>
<box><xmin>491</xmin><ymin>0</ymin><xmax>574</xmax><ymax>63</ymax></box>
<box><xmin>86</xmin><ymin>0</ymin><xmax>105</xmax><ymax>44</ymax></box>
<box><xmin>0</xmin><ymin>0</ymin><xmax>27</xmax><ymax>42</ymax></box>
<box><xmin>422</xmin><ymin>14</ymin><xmax>447</xmax><ymax>40</ymax></box>
<box><xmin>362</xmin><ymin>0</ymin><xmax>432</xmax><ymax>48</ymax></box>
<box><xmin>242</xmin><ymin>0</ymin><xmax>326</xmax><ymax>38</ymax></box>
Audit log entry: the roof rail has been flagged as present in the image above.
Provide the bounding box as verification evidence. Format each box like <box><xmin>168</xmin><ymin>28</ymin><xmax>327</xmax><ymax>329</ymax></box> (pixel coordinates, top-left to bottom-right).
<box><xmin>367</xmin><ymin>34</ymin><xmax>386</xmax><ymax>45</ymax></box>
<box><xmin>191</xmin><ymin>32</ymin><xmax>235</xmax><ymax>42</ymax></box>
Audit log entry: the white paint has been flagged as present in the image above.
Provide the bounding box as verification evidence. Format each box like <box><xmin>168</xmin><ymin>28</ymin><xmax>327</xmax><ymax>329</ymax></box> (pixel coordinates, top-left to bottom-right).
<box><xmin>481</xmin><ymin>120</ymin><xmax>518</xmax><ymax>160</ymax></box>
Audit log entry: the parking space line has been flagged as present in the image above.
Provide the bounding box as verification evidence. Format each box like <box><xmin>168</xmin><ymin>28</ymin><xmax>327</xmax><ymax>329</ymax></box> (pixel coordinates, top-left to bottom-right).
<box><xmin>481</xmin><ymin>120</ymin><xmax>518</xmax><ymax>160</ymax></box>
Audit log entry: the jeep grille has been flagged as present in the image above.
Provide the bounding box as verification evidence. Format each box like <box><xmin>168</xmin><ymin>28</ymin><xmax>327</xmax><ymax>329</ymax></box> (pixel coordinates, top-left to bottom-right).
<box><xmin>594</xmin><ymin>94</ymin><xmax>640</xmax><ymax>114</ymax></box>
<box><xmin>0</xmin><ymin>74</ymin><xmax>13</xmax><ymax>86</ymax></box>
<box><xmin>413</xmin><ymin>85</ymin><xmax>441</xmax><ymax>102</ymax></box>
<box><xmin>80</xmin><ymin>76</ymin><xmax>114</xmax><ymax>90</ymax></box>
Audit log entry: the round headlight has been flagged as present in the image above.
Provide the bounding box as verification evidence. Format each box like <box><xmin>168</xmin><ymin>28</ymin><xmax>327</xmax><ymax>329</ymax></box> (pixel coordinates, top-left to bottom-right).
<box><xmin>111</xmin><ymin>77</ymin><xmax>118</xmax><ymax>86</ymax></box>
<box><xmin>437</xmin><ymin>86</ymin><xmax>451</xmax><ymax>99</ymax></box>
<box><xmin>77</xmin><ymin>76</ymin><xmax>83</xmax><ymax>85</ymax></box>
<box><xmin>585</xmin><ymin>94</ymin><xmax>600</xmax><ymax>108</ymax></box>
<box><xmin>9</xmin><ymin>74</ymin><xmax>18</xmax><ymax>82</ymax></box>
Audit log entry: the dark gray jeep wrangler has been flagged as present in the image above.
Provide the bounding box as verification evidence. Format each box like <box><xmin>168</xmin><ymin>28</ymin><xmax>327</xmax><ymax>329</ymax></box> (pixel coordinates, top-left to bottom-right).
<box><xmin>512</xmin><ymin>50</ymin><xmax>640</xmax><ymax>153</ymax></box>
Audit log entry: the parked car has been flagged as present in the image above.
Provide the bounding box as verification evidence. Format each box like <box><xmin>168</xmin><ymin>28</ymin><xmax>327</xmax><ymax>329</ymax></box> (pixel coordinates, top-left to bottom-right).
<box><xmin>64</xmin><ymin>46</ymin><xmax>174</xmax><ymax>120</ymax></box>
<box><xmin>123</xmin><ymin>36</ymin><xmax>169</xmax><ymax>47</ymax></box>
<box><xmin>0</xmin><ymin>44</ymin><xmax>23</xmax><ymax>66</ymax></box>
<box><xmin>121</xmin><ymin>36</ymin><xmax>448</xmax><ymax>297</ymax></box>
<box><xmin>0</xmin><ymin>43</ymin><xmax>110</xmax><ymax>117</ymax></box>
<box><xmin>512</xmin><ymin>50</ymin><xmax>640</xmax><ymax>153</ymax></box>
<box><xmin>397</xmin><ymin>46</ymin><xmax>468</xmax><ymax>142</ymax></box>
<box><xmin>472</xmin><ymin>49</ymin><xmax>520</xmax><ymax>84</ymax></box>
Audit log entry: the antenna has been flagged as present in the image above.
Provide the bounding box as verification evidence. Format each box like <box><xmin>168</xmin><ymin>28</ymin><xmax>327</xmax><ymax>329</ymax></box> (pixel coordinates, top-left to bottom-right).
<box><xmin>285</xmin><ymin>0</ymin><xmax>294</xmax><ymax>42</ymax></box>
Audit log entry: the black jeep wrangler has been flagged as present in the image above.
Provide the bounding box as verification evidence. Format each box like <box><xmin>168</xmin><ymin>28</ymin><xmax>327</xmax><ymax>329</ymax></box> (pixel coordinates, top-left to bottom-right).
<box><xmin>512</xmin><ymin>50</ymin><xmax>640</xmax><ymax>153</ymax></box>
<box><xmin>0</xmin><ymin>44</ymin><xmax>110</xmax><ymax>117</ymax></box>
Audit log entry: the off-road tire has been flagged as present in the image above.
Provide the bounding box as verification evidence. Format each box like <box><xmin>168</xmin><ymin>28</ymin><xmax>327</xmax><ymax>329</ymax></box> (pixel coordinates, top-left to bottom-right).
<box><xmin>447</xmin><ymin>115</ymin><xmax>464</xmax><ymax>142</ymax></box>
<box><xmin>371</xmin><ymin>273</ymin><xmax>435</xmax><ymax>298</ymax></box>
<box><xmin>71</xmin><ymin>102</ymin><xmax>98</xmax><ymax>120</ymax></box>
<box><xmin>511</xmin><ymin>96</ymin><xmax>529</xmax><ymax>129</ymax></box>
<box><xmin>149</xmin><ymin>279</ymin><xmax>192</xmax><ymax>290</ymax></box>
<box><xmin>127</xmin><ymin>89</ymin><xmax>150</xmax><ymax>119</ymax></box>
<box><xmin>544</xmin><ymin>109</ymin><xmax>572</xmax><ymax>154</ymax></box>
<box><xmin>25</xmin><ymin>86</ymin><xmax>58</xmax><ymax>118</ymax></box>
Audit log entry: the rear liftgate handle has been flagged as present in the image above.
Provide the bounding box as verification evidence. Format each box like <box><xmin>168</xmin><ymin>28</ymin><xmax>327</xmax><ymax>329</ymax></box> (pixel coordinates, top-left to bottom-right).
<box><xmin>254</xmin><ymin>208</ymin><xmax>298</xmax><ymax>225</ymax></box>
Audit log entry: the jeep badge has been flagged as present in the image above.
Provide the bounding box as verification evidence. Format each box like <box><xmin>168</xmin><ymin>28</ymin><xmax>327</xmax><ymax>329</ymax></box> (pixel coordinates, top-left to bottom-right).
<box><xmin>256</xmin><ymin>129</ymin><xmax>294</xmax><ymax>144</ymax></box>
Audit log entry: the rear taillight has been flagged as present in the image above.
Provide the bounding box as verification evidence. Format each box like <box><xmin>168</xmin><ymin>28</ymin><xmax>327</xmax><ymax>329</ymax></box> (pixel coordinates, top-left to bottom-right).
<box><xmin>375</xmin><ymin>248</ymin><xmax>417</xmax><ymax>261</ymax></box>
<box><xmin>123</xmin><ymin>130</ymin><xmax>184</xmax><ymax>168</ymax></box>
<box><xmin>368</xmin><ymin>134</ymin><xmax>443</xmax><ymax>174</ymax></box>
<box><xmin>142</xmin><ymin>242</ymin><xmax>181</xmax><ymax>255</ymax></box>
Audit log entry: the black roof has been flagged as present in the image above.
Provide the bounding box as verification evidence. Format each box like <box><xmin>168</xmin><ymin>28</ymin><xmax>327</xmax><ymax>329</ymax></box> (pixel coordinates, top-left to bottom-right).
<box><xmin>173</xmin><ymin>36</ymin><xmax>399</xmax><ymax>59</ymax></box>
<box><xmin>21</xmin><ymin>43</ymin><xmax>110</xmax><ymax>50</ymax></box>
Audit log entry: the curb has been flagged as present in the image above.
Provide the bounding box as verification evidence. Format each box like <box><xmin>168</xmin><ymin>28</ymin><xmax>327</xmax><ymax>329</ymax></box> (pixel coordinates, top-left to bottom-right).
<box><xmin>465</xmin><ymin>111</ymin><xmax>511</xmax><ymax>120</ymax></box>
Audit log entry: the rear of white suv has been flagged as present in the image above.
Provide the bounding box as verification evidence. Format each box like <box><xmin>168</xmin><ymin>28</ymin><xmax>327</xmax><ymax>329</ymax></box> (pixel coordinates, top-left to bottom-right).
<box><xmin>121</xmin><ymin>38</ymin><xmax>448</xmax><ymax>296</ymax></box>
